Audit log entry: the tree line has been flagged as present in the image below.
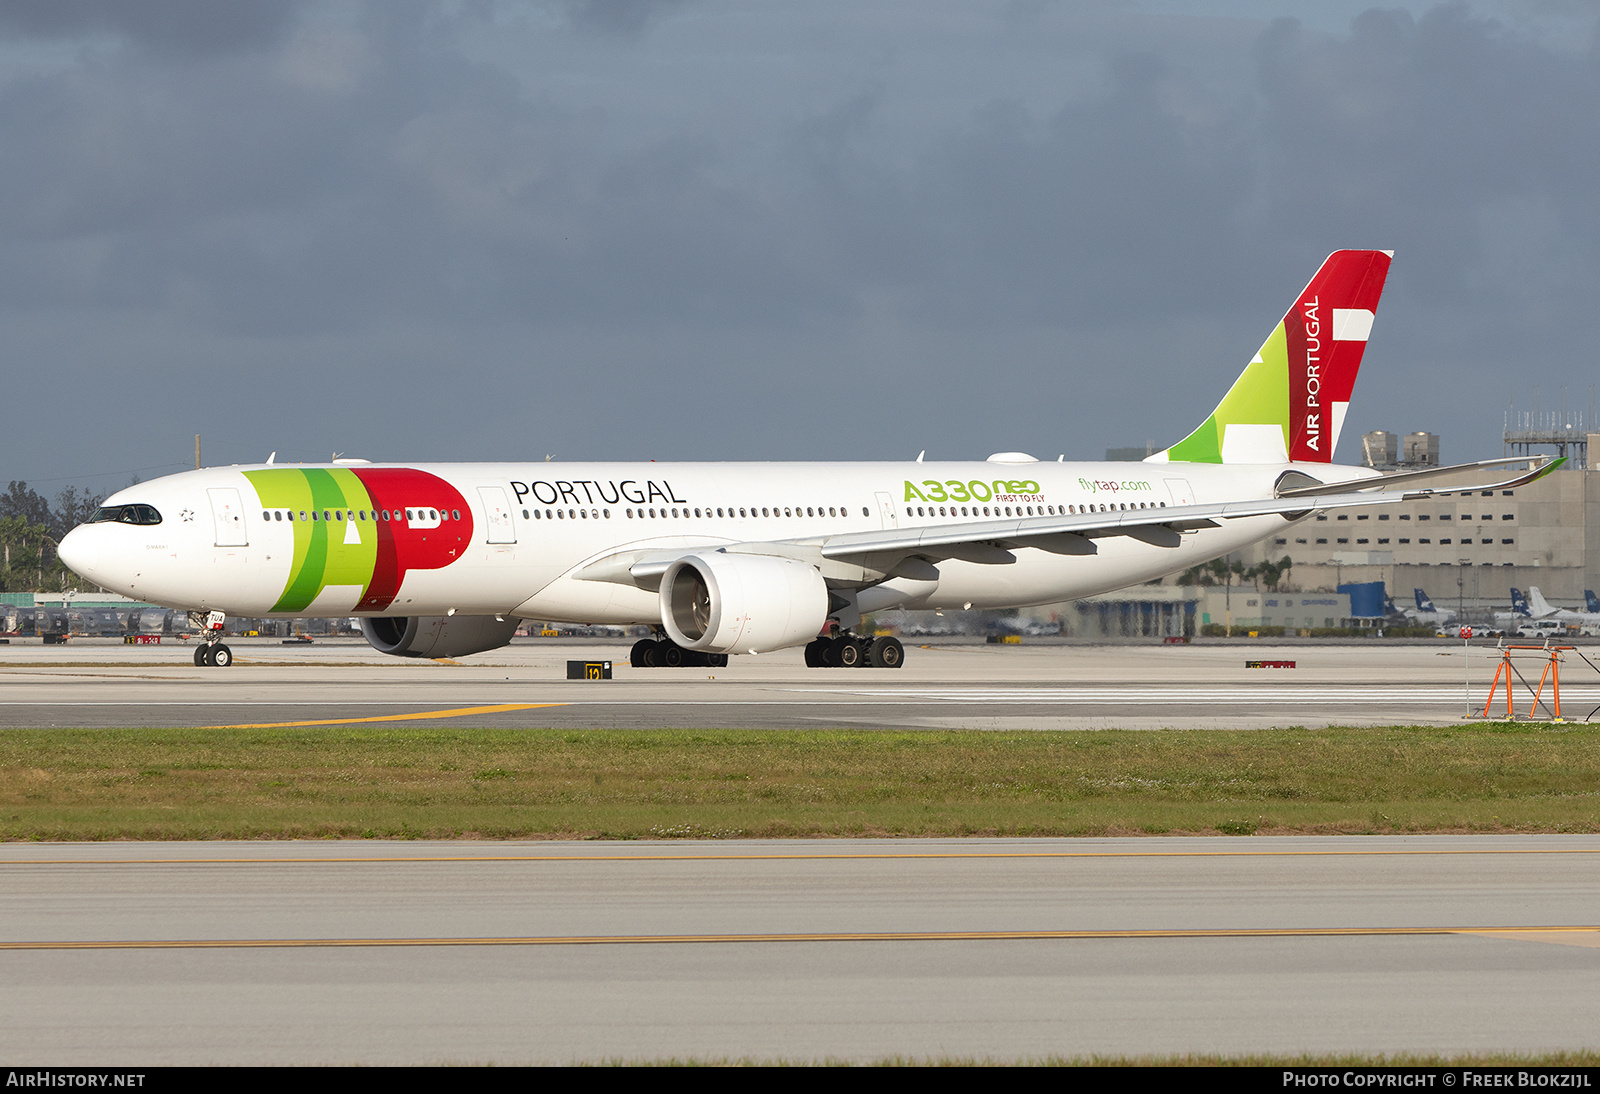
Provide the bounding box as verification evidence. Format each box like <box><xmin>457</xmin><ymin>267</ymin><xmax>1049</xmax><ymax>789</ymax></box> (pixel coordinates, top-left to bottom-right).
<box><xmin>1</xmin><ymin>481</ymin><xmax>107</xmax><ymax>592</ymax></box>
<box><xmin>1178</xmin><ymin>556</ymin><xmax>1294</xmax><ymax>592</ymax></box>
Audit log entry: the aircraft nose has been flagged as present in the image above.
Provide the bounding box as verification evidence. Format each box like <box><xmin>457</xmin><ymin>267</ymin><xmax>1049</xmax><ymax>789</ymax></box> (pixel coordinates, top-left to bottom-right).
<box><xmin>57</xmin><ymin>525</ymin><xmax>100</xmax><ymax>581</ymax></box>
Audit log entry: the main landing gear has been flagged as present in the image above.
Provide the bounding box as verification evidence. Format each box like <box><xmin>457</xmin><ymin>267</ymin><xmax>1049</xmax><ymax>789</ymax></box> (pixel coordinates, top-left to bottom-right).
<box><xmin>804</xmin><ymin>633</ymin><xmax>903</xmax><ymax>669</ymax></box>
<box><xmin>628</xmin><ymin>632</ymin><xmax>903</xmax><ymax>669</ymax></box>
<box><xmin>629</xmin><ymin>637</ymin><xmax>729</xmax><ymax>669</ymax></box>
<box><xmin>189</xmin><ymin>610</ymin><xmax>232</xmax><ymax>668</ymax></box>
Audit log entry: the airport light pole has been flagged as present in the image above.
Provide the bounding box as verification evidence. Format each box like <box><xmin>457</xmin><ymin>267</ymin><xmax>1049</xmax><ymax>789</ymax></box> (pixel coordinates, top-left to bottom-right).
<box><xmin>1224</xmin><ymin>555</ymin><xmax>1232</xmax><ymax>637</ymax></box>
<box><xmin>1458</xmin><ymin>558</ymin><xmax>1469</xmax><ymax>625</ymax></box>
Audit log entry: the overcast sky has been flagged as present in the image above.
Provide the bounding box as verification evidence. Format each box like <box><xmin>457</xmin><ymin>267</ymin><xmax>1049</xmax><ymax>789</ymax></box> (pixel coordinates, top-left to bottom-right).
<box><xmin>4</xmin><ymin>0</ymin><xmax>1598</xmax><ymax>492</ymax></box>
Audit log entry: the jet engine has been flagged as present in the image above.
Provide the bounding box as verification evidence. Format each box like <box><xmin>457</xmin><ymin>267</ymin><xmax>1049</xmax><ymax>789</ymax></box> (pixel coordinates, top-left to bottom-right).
<box><xmin>660</xmin><ymin>552</ymin><xmax>829</xmax><ymax>656</ymax></box>
<box><xmin>359</xmin><ymin>615</ymin><xmax>520</xmax><ymax>659</ymax></box>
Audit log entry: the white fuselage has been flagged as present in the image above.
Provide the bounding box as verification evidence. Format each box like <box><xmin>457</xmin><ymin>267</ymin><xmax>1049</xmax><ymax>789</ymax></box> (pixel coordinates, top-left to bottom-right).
<box><xmin>60</xmin><ymin>458</ymin><xmax>1336</xmax><ymax>623</ymax></box>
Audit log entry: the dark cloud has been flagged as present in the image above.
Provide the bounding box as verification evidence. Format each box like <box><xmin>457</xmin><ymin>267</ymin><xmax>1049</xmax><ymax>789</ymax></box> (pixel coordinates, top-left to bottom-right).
<box><xmin>1252</xmin><ymin>7</ymin><xmax>1600</xmax><ymax>295</ymax></box>
<box><xmin>562</xmin><ymin>0</ymin><xmax>688</xmax><ymax>38</ymax></box>
<box><xmin>905</xmin><ymin>51</ymin><xmax>1255</xmax><ymax>325</ymax></box>
<box><xmin>1</xmin><ymin>1</ymin><xmax>1598</xmax><ymax>483</ymax></box>
<box><xmin>0</xmin><ymin>0</ymin><xmax>308</xmax><ymax>57</ymax></box>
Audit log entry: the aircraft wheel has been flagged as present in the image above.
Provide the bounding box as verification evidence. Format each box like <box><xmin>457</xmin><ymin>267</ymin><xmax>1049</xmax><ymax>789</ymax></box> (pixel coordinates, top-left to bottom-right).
<box><xmin>804</xmin><ymin>639</ymin><xmax>827</xmax><ymax>667</ymax></box>
<box><xmin>707</xmin><ymin>653</ymin><xmax>728</xmax><ymax>668</ymax></box>
<box><xmin>662</xmin><ymin>642</ymin><xmax>685</xmax><ymax>668</ymax></box>
<box><xmin>869</xmin><ymin>636</ymin><xmax>904</xmax><ymax>669</ymax></box>
<box><xmin>836</xmin><ymin>638</ymin><xmax>864</xmax><ymax>668</ymax></box>
<box><xmin>194</xmin><ymin>645</ymin><xmax>209</xmax><ymax>667</ymax></box>
<box><xmin>210</xmin><ymin>644</ymin><xmax>233</xmax><ymax>668</ymax></box>
<box><xmin>630</xmin><ymin>639</ymin><xmax>656</xmax><ymax>668</ymax></box>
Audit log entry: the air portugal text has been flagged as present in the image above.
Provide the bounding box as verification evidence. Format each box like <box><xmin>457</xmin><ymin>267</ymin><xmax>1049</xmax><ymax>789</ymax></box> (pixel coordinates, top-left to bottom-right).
<box><xmin>509</xmin><ymin>479</ymin><xmax>687</xmax><ymax>507</ymax></box>
<box><xmin>1303</xmin><ymin>293</ymin><xmax>1323</xmax><ymax>453</ymax></box>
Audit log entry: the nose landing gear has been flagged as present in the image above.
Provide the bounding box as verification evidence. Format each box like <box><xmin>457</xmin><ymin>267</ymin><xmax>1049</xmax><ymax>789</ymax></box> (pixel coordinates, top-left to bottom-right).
<box><xmin>188</xmin><ymin>610</ymin><xmax>232</xmax><ymax>668</ymax></box>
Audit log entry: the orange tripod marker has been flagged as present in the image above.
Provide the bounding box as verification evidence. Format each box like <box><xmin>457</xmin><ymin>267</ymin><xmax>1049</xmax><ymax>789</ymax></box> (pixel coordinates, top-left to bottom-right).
<box><xmin>1481</xmin><ymin>643</ymin><xmax>1570</xmax><ymax>721</ymax></box>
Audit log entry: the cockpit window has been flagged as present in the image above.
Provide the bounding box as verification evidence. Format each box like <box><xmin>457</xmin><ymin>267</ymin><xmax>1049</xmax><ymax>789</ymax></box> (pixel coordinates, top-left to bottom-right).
<box><xmin>89</xmin><ymin>504</ymin><xmax>162</xmax><ymax>526</ymax></box>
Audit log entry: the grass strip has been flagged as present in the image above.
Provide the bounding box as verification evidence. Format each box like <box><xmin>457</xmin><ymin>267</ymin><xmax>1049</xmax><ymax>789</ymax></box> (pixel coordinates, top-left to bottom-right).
<box><xmin>3</xmin><ymin>724</ymin><xmax>1600</xmax><ymax>841</ymax></box>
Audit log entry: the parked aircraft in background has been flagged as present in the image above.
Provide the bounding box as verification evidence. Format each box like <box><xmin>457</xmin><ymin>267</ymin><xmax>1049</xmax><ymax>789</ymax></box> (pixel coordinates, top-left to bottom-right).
<box><xmin>58</xmin><ymin>250</ymin><xmax>1554</xmax><ymax>669</ymax></box>
<box><xmin>1513</xmin><ymin>588</ymin><xmax>1533</xmax><ymax>617</ymax></box>
<box><xmin>1588</xmin><ymin>591</ymin><xmax>1600</xmax><ymax>614</ymax></box>
<box><xmin>1527</xmin><ymin>587</ymin><xmax>1600</xmax><ymax>626</ymax></box>
<box><xmin>1404</xmin><ymin>588</ymin><xmax>1457</xmax><ymax>626</ymax></box>
<box><xmin>1495</xmin><ymin>588</ymin><xmax>1535</xmax><ymax>627</ymax></box>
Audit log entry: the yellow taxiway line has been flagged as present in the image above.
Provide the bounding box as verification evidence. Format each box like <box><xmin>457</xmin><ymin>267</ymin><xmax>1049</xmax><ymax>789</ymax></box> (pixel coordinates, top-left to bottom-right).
<box><xmin>2</xmin><ymin>926</ymin><xmax>1596</xmax><ymax>951</ymax></box>
<box><xmin>210</xmin><ymin>702</ymin><xmax>568</xmax><ymax>729</ymax></box>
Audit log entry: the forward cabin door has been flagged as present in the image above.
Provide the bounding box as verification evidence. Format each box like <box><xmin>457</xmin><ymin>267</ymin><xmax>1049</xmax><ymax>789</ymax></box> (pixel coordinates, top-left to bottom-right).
<box><xmin>207</xmin><ymin>488</ymin><xmax>248</xmax><ymax>546</ymax></box>
<box><xmin>478</xmin><ymin>486</ymin><xmax>517</xmax><ymax>544</ymax></box>
<box><xmin>875</xmin><ymin>492</ymin><xmax>899</xmax><ymax>529</ymax></box>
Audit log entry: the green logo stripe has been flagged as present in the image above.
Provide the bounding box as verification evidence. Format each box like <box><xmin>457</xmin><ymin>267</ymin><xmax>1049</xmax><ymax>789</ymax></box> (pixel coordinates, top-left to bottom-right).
<box><xmin>243</xmin><ymin>469</ymin><xmax>378</xmax><ymax>612</ymax></box>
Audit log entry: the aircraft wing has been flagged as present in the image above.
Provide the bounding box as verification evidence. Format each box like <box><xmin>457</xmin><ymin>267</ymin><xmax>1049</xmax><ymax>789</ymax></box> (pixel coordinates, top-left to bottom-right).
<box><xmin>808</xmin><ymin>456</ymin><xmax>1554</xmax><ymax>567</ymax></box>
<box><xmin>592</xmin><ymin>457</ymin><xmax>1557</xmax><ymax>588</ymax></box>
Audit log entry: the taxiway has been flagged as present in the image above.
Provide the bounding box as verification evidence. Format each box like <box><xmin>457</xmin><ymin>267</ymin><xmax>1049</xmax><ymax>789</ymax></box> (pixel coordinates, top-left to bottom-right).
<box><xmin>1</xmin><ymin>835</ymin><xmax>1596</xmax><ymax>1064</ymax></box>
<box><xmin>2</xmin><ymin>637</ymin><xmax>1586</xmax><ymax>729</ymax></box>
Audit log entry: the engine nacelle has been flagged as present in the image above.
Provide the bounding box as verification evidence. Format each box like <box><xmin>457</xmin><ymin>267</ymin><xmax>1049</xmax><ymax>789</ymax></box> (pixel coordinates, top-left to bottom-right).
<box><xmin>660</xmin><ymin>552</ymin><xmax>829</xmax><ymax>655</ymax></box>
<box><xmin>359</xmin><ymin>615</ymin><xmax>520</xmax><ymax>659</ymax></box>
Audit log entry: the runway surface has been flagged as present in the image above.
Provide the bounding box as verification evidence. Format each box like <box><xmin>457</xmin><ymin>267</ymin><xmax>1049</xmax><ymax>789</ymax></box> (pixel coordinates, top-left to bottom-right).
<box><xmin>2</xmin><ymin>835</ymin><xmax>1597</xmax><ymax>1064</ymax></box>
<box><xmin>7</xmin><ymin>641</ymin><xmax>1597</xmax><ymax>1062</ymax></box>
<box><xmin>4</xmin><ymin>637</ymin><xmax>1595</xmax><ymax>729</ymax></box>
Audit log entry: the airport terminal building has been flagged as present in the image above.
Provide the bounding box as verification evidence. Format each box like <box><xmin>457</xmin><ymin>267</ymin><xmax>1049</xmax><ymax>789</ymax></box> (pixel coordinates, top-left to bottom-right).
<box><xmin>1234</xmin><ymin>429</ymin><xmax>1600</xmax><ymax>615</ymax></box>
<box><xmin>1053</xmin><ymin>428</ymin><xmax>1600</xmax><ymax>636</ymax></box>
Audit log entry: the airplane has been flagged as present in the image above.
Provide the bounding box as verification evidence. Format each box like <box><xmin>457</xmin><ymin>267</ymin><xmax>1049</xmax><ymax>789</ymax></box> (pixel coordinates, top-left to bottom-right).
<box><xmin>58</xmin><ymin>250</ymin><xmax>1557</xmax><ymax>670</ymax></box>
<box><xmin>1589</xmin><ymin>591</ymin><xmax>1600</xmax><ymax>614</ymax></box>
<box><xmin>1495</xmin><ymin>587</ymin><xmax>1534</xmax><ymax>626</ymax></box>
<box><xmin>1527</xmin><ymin>586</ymin><xmax>1600</xmax><ymax>626</ymax></box>
<box><xmin>1403</xmin><ymin>588</ymin><xmax>1456</xmax><ymax>626</ymax></box>
<box><xmin>1511</xmin><ymin>587</ymin><xmax>1532</xmax><ymax>617</ymax></box>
